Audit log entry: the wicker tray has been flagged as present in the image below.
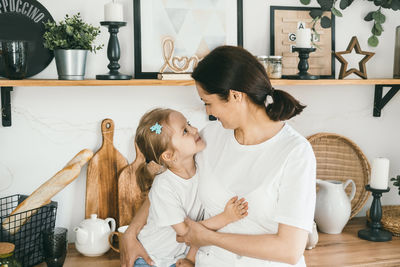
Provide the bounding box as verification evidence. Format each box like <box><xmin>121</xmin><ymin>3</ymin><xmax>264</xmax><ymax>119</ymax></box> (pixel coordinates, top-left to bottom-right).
<box><xmin>367</xmin><ymin>205</ymin><xmax>400</xmax><ymax>236</ymax></box>
<box><xmin>307</xmin><ymin>133</ymin><xmax>371</xmax><ymax>218</ymax></box>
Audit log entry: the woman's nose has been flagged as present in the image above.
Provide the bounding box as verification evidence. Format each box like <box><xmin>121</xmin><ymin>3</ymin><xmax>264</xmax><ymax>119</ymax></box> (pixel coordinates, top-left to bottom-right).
<box><xmin>205</xmin><ymin>106</ymin><xmax>211</xmax><ymax>115</ymax></box>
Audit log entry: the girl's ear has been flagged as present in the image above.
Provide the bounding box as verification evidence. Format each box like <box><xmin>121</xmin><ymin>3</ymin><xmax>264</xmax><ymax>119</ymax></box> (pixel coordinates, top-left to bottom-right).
<box><xmin>229</xmin><ymin>89</ymin><xmax>243</xmax><ymax>102</ymax></box>
<box><xmin>161</xmin><ymin>150</ymin><xmax>174</xmax><ymax>163</ymax></box>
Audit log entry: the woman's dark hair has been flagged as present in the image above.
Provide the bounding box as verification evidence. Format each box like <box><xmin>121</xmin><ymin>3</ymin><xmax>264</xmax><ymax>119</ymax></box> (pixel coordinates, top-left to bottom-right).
<box><xmin>192</xmin><ymin>46</ymin><xmax>306</xmax><ymax>121</ymax></box>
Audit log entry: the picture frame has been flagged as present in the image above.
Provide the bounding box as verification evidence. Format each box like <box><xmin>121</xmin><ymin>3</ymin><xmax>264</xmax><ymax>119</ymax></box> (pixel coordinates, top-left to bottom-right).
<box><xmin>270</xmin><ymin>6</ymin><xmax>335</xmax><ymax>79</ymax></box>
<box><xmin>133</xmin><ymin>0</ymin><xmax>243</xmax><ymax>79</ymax></box>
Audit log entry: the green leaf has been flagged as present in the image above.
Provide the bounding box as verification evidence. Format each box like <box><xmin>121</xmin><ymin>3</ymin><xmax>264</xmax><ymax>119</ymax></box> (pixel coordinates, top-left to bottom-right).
<box><xmin>368</xmin><ymin>35</ymin><xmax>379</xmax><ymax>47</ymax></box>
<box><xmin>339</xmin><ymin>0</ymin><xmax>354</xmax><ymax>9</ymax></box>
<box><xmin>317</xmin><ymin>0</ymin><xmax>334</xmax><ymax>11</ymax></box>
<box><xmin>372</xmin><ymin>11</ymin><xmax>386</xmax><ymax>23</ymax></box>
<box><xmin>372</xmin><ymin>24</ymin><xmax>382</xmax><ymax>35</ymax></box>
<box><xmin>320</xmin><ymin>16</ymin><xmax>332</xmax><ymax>28</ymax></box>
<box><xmin>391</xmin><ymin>0</ymin><xmax>400</xmax><ymax>10</ymax></box>
<box><xmin>300</xmin><ymin>0</ymin><xmax>311</xmax><ymax>5</ymax></box>
<box><xmin>331</xmin><ymin>7</ymin><xmax>343</xmax><ymax>16</ymax></box>
<box><xmin>375</xmin><ymin>22</ymin><xmax>384</xmax><ymax>32</ymax></box>
<box><xmin>364</xmin><ymin>11</ymin><xmax>374</xmax><ymax>21</ymax></box>
<box><xmin>309</xmin><ymin>9</ymin><xmax>323</xmax><ymax>19</ymax></box>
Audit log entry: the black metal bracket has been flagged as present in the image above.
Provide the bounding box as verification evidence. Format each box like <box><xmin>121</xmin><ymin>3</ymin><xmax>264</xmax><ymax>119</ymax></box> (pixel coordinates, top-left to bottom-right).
<box><xmin>1</xmin><ymin>86</ymin><xmax>13</xmax><ymax>127</ymax></box>
<box><xmin>373</xmin><ymin>84</ymin><xmax>400</xmax><ymax>117</ymax></box>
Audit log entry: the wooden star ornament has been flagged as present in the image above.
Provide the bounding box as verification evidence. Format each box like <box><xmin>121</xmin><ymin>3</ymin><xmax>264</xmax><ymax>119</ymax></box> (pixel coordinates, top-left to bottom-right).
<box><xmin>334</xmin><ymin>36</ymin><xmax>375</xmax><ymax>79</ymax></box>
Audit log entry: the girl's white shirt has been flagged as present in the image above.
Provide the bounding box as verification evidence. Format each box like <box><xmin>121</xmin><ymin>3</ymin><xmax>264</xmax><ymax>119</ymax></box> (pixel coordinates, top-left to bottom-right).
<box><xmin>138</xmin><ymin>169</ymin><xmax>202</xmax><ymax>267</ymax></box>
<box><xmin>195</xmin><ymin>122</ymin><xmax>316</xmax><ymax>267</ymax></box>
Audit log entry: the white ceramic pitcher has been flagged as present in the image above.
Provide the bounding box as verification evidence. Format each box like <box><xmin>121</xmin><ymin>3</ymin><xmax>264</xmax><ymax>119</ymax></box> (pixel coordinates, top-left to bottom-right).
<box><xmin>315</xmin><ymin>179</ymin><xmax>356</xmax><ymax>234</ymax></box>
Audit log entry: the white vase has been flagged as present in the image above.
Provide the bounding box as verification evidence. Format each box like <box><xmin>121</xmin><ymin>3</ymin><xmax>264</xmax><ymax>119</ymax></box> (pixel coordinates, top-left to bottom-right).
<box><xmin>315</xmin><ymin>179</ymin><xmax>356</xmax><ymax>234</ymax></box>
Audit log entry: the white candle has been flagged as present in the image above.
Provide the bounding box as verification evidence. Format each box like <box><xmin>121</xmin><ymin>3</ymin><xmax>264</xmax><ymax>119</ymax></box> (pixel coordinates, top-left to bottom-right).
<box><xmin>370</xmin><ymin>157</ymin><xmax>390</xmax><ymax>190</ymax></box>
<box><xmin>296</xmin><ymin>28</ymin><xmax>311</xmax><ymax>48</ymax></box>
<box><xmin>104</xmin><ymin>0</ymin><xmax>123</xmax><ymax>22</ymax></box>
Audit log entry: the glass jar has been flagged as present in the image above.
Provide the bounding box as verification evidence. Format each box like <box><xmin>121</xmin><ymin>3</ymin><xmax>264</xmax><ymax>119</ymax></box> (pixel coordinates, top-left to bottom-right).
<box><xmin>0</xmin><ymin>242</ymin><xmax>22</xmax><ymax>267</ymax></box>
<box><xmin>256</xmin><ymin>55</ymin><xmax>282</xmax><ymax>79</ymax></box>
<box><xmin>256</xmin><ymin>55</ymin><xmax>269</xmax><ymax>71</ymax></box>
<box><xmin>266</xmin><ymin>56</ymin><xmax>282</xmax><ymax>79</ymax></box>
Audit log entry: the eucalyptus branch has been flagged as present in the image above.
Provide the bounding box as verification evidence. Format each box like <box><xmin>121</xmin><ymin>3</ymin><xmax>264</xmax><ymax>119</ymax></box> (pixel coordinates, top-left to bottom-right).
<box><xmin>299</xmin><ymin>0</ymin><xmax>400</xmax><ymax>47</ymax></box>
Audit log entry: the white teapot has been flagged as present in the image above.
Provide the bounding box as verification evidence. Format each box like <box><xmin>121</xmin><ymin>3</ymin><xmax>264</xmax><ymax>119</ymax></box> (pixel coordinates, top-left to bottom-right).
<box><xmin>74</xmin><ymin>214</ymin><xmax>116</xmax><ymax>256</ymax></box>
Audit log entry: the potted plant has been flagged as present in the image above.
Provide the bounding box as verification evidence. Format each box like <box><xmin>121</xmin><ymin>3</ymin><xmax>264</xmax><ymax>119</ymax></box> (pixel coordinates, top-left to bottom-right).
<box><xmin>391</xmin><ymin>175</ymin><xmax>400</xmax><ymax>195</ymax></box>
<box><xmin>43</xmin><ymin>13</ymin><xmax>103</xmax><ymax>80</ymax></box>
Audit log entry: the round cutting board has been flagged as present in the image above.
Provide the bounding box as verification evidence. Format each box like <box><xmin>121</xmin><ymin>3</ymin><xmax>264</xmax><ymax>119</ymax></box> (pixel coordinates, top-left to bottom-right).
<box><xmin>0</xmin><ymin>0</ymin><xmax>54</xmax><ymax>78</ymax></box>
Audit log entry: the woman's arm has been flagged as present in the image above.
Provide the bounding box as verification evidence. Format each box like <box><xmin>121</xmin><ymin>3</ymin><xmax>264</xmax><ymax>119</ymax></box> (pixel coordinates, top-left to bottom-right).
<box><xmin>178</xmin><ymin>219</ymin><xmax>308</xmax><ymax>265</ymax></box>
<box><xmin>120</xmin><ymin>198</ymin><xmax>154</xmax><ymax>267</ymax></box>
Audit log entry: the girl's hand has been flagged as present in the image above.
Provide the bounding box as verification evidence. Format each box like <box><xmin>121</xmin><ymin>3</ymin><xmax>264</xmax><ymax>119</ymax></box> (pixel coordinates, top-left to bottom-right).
<box><xmin>223</xmin><ymin>196</ymin><xmax>248</xmax><ymax>223</ymax></box>
<box><xmin>176</xmin><ymin>258</ymin><xmax>195</xmax><ymax>267</ymax></box>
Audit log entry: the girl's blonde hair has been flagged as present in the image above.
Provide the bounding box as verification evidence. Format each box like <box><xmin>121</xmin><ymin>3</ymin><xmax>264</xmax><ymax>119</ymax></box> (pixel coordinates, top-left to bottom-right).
<box><xmin>135</xmin><ymin>108</ymin><xmax>175</xmax><ymax>195</ymax></box>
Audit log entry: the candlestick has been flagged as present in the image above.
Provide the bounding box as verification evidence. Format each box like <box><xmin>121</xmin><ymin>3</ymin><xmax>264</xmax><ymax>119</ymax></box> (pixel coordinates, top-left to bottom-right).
<box><xmin>285</xmin><ymin>47</ymin><xmax>319</xmax><ymax>80</ymax></box>
<box><xmin>358</xmin><ymin>185</ymin><xmax>392</xmax><ymax>242</ymax></box>
<box><xmin>104</xmin><ymin>0</ymin><xmax>123</xmax><ymax>22</ymax></box>
<box><xmin>370</xmin><ymin>158</ymin><xmax>390</xmax><ymax>190</ymax></box>
<box><xmin>96</xmin><ymin>22</ymin><xmax>132</xmax><ymax>80</ymax></box>
<box><xmin>296</xmin><ymin>28</ymin><xmax>311</xmax><ymax>48</ymax></box>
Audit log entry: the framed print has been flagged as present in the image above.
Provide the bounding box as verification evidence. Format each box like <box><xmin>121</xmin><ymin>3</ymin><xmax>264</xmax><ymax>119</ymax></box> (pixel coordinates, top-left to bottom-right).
<box><xmin>270</xmin><ymin>6</ymin><xmax>335</xmax><ymax>79</ymax></box>
<box><xmin>133</xmin><ymin>0</ymin><xmax>243</xmax><ymax>79</ymax></box>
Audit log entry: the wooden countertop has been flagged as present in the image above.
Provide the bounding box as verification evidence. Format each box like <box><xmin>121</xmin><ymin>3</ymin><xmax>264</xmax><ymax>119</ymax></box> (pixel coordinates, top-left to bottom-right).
<box><xmin>35</xmin><ymin>217</ymin><xmax>400</xmax><ymax>267</ymax></box>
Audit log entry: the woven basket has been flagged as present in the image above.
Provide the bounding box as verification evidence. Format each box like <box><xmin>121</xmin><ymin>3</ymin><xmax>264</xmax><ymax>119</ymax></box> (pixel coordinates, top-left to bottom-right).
<box><xmin>367</xmin><ymin>205</ymin><xmax>400</xmax><ymax>236</ymax></box>
<box><xmin>307</xmin><ymin>133</ymin><xmax>371</xmax><ymax>219</ymax></box>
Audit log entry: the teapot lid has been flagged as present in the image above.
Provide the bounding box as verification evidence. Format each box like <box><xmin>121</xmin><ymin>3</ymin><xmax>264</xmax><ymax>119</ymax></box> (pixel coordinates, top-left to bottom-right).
<box><xmin>80</xmin><ymin>214</ymin><xmax>103</xmax><ymax>227</ymax></box>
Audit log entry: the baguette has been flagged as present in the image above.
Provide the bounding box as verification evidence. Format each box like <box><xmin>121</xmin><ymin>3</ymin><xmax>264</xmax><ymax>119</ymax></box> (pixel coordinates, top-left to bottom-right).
<box><xmin>2</xmin><ymin>149</ymin><xmax>93</xmax><ymax>234</ymax></box>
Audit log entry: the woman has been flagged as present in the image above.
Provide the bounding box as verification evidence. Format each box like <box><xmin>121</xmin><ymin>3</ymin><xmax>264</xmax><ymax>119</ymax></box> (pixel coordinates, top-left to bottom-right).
<box><xmin>121</xmin><ymin>46</ymin><xmax>316</xmax><ymax>267</ymax></box>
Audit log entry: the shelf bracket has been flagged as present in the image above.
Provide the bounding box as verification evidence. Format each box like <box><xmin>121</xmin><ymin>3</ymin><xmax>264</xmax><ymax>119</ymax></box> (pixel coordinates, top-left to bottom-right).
<box><xmin>373</xmin><ymin>84</ymin><xmax>400</xmax><ymax>117</ymax></box>
<box><xmin>1</xmin><ymin>86</ymin><xmax>13</xmax><ymax>127</ymax></box>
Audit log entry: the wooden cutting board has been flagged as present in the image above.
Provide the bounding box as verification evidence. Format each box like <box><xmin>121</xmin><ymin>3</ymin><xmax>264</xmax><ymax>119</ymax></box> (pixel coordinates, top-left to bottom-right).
<box><xmin>118</xmin><ymin>142</ymin><xmax>161</xmax><ymax>226</ymax></box>
<box><xmin>86</xmin><ymin>119</ymin><xmax>128</xmax><ymax>226</ymax></box>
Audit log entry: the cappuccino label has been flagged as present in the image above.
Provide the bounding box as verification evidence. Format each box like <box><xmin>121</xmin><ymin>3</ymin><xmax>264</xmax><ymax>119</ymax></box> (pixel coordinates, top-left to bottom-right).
<box><xmin>0</xmin><ymin>0</ymin><xmax>46</xmax><ymax>23</ymax></box>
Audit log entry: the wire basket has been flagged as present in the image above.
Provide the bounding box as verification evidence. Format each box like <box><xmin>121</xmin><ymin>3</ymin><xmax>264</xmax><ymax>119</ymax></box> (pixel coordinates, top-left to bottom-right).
<box><xmin>0</xmin><ymin>194</ymin><xmax>57</xmax><ymax>267</ymax></box>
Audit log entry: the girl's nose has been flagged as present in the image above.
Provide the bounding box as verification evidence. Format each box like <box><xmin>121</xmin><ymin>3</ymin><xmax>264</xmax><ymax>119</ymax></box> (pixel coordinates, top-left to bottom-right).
<box><xmin>190</xmin><ymin>126</ymin><xmax>198</xmax><ymax>134</ymax></box>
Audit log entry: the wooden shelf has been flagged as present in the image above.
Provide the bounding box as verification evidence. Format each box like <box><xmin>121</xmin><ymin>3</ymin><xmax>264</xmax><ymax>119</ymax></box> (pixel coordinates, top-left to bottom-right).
<box><xmin>1</xmin><ymin>78</ymin><xmax>400</xmax><ymax>87</ymax></box>
<box><xmin>1</xmin><ymin>79</ymin><xmax>399</xmax><ymax>127</ymax></box>
<box><xmin>33</xmin><ymin>217</ymin><xmax>400</xmax><ymax>267</ymax></box>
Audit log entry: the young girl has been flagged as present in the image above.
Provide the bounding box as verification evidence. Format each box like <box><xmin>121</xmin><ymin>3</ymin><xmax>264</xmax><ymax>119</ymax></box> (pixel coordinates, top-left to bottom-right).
<box><xmin>133</xmin><ymin>108</ymin><xmax>248</xmax><ymax>267</ymax></box>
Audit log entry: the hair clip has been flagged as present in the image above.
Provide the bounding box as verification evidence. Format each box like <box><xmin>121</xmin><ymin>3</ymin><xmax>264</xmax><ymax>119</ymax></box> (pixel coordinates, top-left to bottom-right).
<box><xmin>150</xmin><ymin>122</ymin><xmax>162</xmax><ymax>134</ymax></box>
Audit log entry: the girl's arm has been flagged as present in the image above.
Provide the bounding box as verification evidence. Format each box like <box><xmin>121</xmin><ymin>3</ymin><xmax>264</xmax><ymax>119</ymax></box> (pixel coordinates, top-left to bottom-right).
<box><xmin>200</xmin><ymin>196</ymin><xmax>248</xmax><ymax>230</ymax></box>
<box><xmin>178</xmin><ymin>219</ymin><xmax>308</xmax><ymax>265</ymax></box>
<box><xmin>120</xmin><ymin>198</ymin><xmax>154</xmax><ymax>267</ymax></box>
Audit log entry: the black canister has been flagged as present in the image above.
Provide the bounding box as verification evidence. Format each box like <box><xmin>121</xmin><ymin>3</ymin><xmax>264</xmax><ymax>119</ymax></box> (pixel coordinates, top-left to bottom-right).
<box><xmin>0</xmin><ymin>40</ymin><xmax>28</xmax><ymax>79</ymax></box>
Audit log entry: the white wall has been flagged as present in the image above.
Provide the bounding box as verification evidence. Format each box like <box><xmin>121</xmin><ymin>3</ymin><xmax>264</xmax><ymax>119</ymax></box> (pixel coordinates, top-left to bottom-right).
<box><xmin>1</xmin><ymin>0</ymin><xmax>399</xmax><ymax>242</ymax></box>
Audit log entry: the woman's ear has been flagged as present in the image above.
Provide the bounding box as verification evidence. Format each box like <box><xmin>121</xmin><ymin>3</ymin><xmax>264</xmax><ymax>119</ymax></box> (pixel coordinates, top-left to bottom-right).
<box><xmin>229</xmin><ymin>89</ymin><xmax>243</xmax><ymax>102</ymax></box>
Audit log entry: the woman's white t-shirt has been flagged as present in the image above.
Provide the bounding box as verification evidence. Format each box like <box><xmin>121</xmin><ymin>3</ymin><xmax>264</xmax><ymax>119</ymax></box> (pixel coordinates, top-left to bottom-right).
<box><xmin>195</xmin><ymin>122</ymin><xmax>316</xmax><ymax>267</ymax></box>
<box><xmin>138</xmin><ymin>169</ymin><xmax>202</xmax><ymax>267</ymax></box>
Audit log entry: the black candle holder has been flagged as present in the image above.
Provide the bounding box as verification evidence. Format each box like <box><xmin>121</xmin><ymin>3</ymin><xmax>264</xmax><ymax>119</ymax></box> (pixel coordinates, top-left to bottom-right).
<box><xmin>285</xmin><ymin>47</ymin><xmax>319</xmax><ymax>80</ymax></box>
<box><xmin>96</xmin><ymin>21</ymin><xmax>132</xmax><ymax>80</ymax></box>
<box><xmin>358</xmin><ymin>185</ymin><xmax>392</xmax><ymax>242</ymax></box>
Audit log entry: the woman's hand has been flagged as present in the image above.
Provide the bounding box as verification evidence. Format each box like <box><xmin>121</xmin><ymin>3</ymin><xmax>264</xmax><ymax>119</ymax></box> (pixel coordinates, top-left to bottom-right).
<box><xmin>177</xmin><ymin>218</ymin><xmax>213</xmax><ymax>248</ymax></box>
<box><xmin>120</xmin><ymin>225</ymin><xmax>154</xmax><ymax>267</ymax></box>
